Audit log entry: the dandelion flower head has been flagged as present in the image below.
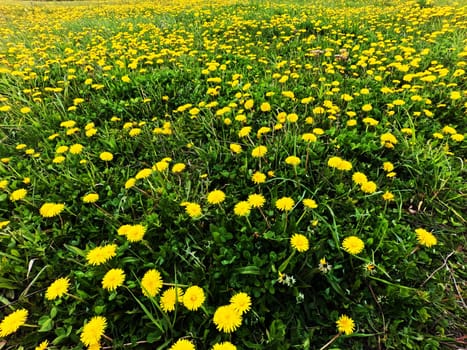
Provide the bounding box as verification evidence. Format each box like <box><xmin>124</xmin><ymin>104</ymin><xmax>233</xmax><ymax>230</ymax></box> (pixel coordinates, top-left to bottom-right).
<box><xmin>183</xmin><ymin>286</ymin><xmax>205</xmax><ymax>311</ymax></box>
<box><xmin>40</xmin><ymin>203</ymin><xmax>65</xmax><ymax>218</ymax></box>
<box><xmin>160</xmin><ymin>287</ymin><xmax>184</xmax><ymax>312</ymax></box>
<box><xmin>212</xmin><ymin>341</ymin><xmax>237</xmax><ymax>350</ymax></box>
<box><xmin>415</xmin><ymin>228</ymin><xmax>437</xmax><ymax>247</ymax></box>
<box><xmin>336</xmin><ymin>314</ymin><xmax>355</xmax><ymax>335</ymax></box>
<box><xmin>342</xmin><ymin>236</ymin><xmax>365</xmax><ymax>255</ymax></box>
<box><xmin>303</xmin><ymin>198</ymin><xmax>317</xmax><ymax>209</ymax></box>
<box><xmin>170</xmin><ymin>339</ymin><xmax>195</xmax><ymax>350</ymax></box>
<box><xmin>10</xmin><ymin>189</ymin><xmax>27</xmax><ymax>202</ymax></box>
<box><xmin>234</xmin><ymin>201</ymin><xmax>251</xmax><ymax>216</ymax></box>
<box><xmin>251</xmin><ymin>145</ymin><xmax>267</xmax><ymax>158</ymax></box>
<box><xmin>0</xmin><ymin>308</ymin><xmax>28</xmax><ymax>337</ymax></box>
<box><xmin>102</xmin><ymin>268</ymin><xmax>125</xmax><ymax>291</ymax></box>
<box><xmin>275</xmin><ymin>197</ymin><xmax>295</xmax><ymax>211</ymax></box>
<box><xmin>290</xmin><ymin>234</ymin><xmax>309</xmax><ymax>252</ymax></box>
<box><xmin>141</xmin><ymin>269</ymin><xmax>163</xmax><ymax>297</ymax></box>
<box><xmin>45</xmin><ymin>277</ymin><xmax>70</xmax><ymax>300</ymax></box>
<box><xmin>86</xmin><ymin>244</ymin><xmax>117</xmax><ymax>266</ymax></box>
<box><xmin>247</xmin><ymin>193</ymin><xmax>266</xmax><ymax>208</ymax></box>
<box><xmin>80</xmin><ymin>316</ymin><xmax>107</xmax><ymax>346</ymax></box>
<box><xmin>82</xmin><ymin>193</ymin><xmax>99</xmax><ymax>203</ymax></box>
<box><xmin>213</xmin><ymin>305</ymin><xmax>242</xmax><ymax>333</ymax></box>
<box><xmin>207</xmin><ymin>190</ymin><xmax>226</xmax><ymax>205</ymax></box>
<box><xmin>230</xmin><ymin>292</ymin><xmax>252</xmax><ymax>314</ymax></box>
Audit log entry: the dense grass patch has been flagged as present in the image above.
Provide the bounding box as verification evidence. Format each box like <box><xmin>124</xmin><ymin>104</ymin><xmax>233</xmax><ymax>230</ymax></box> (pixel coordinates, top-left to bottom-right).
<box><xmin>0</xmin><ymin>0</ymin><xmax>466</xmax><ymax>349</ymax></box>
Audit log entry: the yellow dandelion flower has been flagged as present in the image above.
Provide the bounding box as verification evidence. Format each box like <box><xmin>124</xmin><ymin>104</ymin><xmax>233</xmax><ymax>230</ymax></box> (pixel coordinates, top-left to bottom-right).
<box><xmin>125</xmin><ymin>178</ymin><xmax>136</xmax><ymax>189</ymax></box>
<box><xmin>56</xmin><ymin>145</ymin><xmax>69</xmax><ymax>154</ymax></box>
<box><xmin>382</xmin><ymin>191</ymin><xmax>395</xmax><ymax>201</ymax></box>
<box><xmin>290</xmin><ymin>234</ymin><xmax>309</xmax><ymax>252</ymax></box>
<box><xmin>129</xmin><ymin>128</ymin><xmax>141</xmax><ymax>137</ymax></box>
<box><xmin>80</xmin><ymin>316</ymin><xmax>107</xmax><ymax>347</ymax></box>
<box><xmin>380</xmin><ymin>133</ymin><xmax>398</xmax><ymax>148</ymax></box>
<box><xmin>0</xmin><ymin>309</ymin><xmax>28</xmax><ymax>337</ymax></box>
<box><xmin>10</xmin><ymin>188</ymin><xmax>27</xmax><ymax>202</ymax></box>
<box><xmin>126</xmin><ymin>224</ymin><xmax>146</xmax><ymax>242</ymax></box>
<box><xmin>60</xmin><ymin>120</ymin><xmax>76</xmax><ymax>128</ymax></box>
<box><xmin>141</xmin><ymin>269</ymin><xmax>163</xmax><ymax>297</ymax></box>
<box><xmin>362</xmin><ymin>104</ymin><xmax>372</xmax><ymax>112</ymax></box>
<box><xmin>0</xmin><ymin>221</ymin><xmax>10</xmax><ymax>229</ymax></box>
<box><xmin>251</xmin><ymin>145</ymin><xmax>267</xmax><ymax>158</ymax></box>
<box><xmin>34</xmin><ymin>340</ymin><xmax>49</xmax><ymax>350</ymax></box>
<box><xmin>285</xmin><ymin>156</ymin><xmax>300</xmax><ymax>166</ymax></box>
<box><xmin>135</xmin><ymin>168</ymin><xmax>152</xmax><ymax>179</ymax></box>
<box><xmin>69</xmin><ymin>144</ymin><xmax>84</xmax><ymax>154</ymax></box>
<box><xmin>451</xmin><ymin>134</ymin><xmax>464</xmax><ymax>142</ymax></box>
<box><xmin>337</xmin><ymin>160</ymin><xmax>352</xmax><ymax>171</ymax></box>
<box><xmin>442</xmin><ymin>126</ymin><xmax>456</xmax><ymax>135</ymax></box>
<box><xmin>86</xmin><ymin>128</ymin><xmax>97</xmax><ymax>137</ymax></box>
<box><xmin>39</xmin><ymin>203</ymin><xmax>65</xmax><ymax>218</ymax></box>
<box><xmin>342</xmin><ymin>236</ymin><xmax>365</xmax><ymax>254</ymax></box>
<box><xmin>185</xmin><ymin>203</ymin><xmax>202</xmax><ymax>218</ymax></box>
<box><xmin>287</xmin><ymin>113</ymin><xmax>298</xmax><ymax>123</ymax></box>
<box><xmin>415</xmin><ymin>228</ymin><xmax>437</xmax><ymax>247</ymax></box>
<box><xmin>382</xmin><ymin>162</ymin><xmax>394</xmax><ymax>172</ymax></box>
<box><xmin>302</xmin><ymin>198</ymin><xmax>317</xmax><ymax>209</ymax></box>
<box><xmin>212</xmin><ymin>341</ymin><xmax>237</xmax><ymax>350</ymax></box>
<box><xmin>234</xmin><ymin>201</ymin><xmax>251</xmax><ymax>216</ymax></box>
<box><xmin>160</xmin><ymin>287</ymin><xmax>183</xmax><ymax>312</ymax></box>
<box><xmin>256</xmin><ymin>126</ymin><xmax>271</xmax><ymax>138</ymax></box>
<box><xmin>360</xmin><ymin>181</ymin><xmax>377</xmax><ymax>194</ymax></box>
<box><xmin>207</xmin><ymin>190</ymin><xmax>226</xmax><ymax>205</ymax></box>
<box><xmin>230</xmin><ymin>144</ymin><xmax>243</xmax><ymax>154</ymax></box>
<box><xmin>172</xmin><ymin>163</ymin><xmax>186</xmax><ymax>173</ymax></box>
<box><xmin>238</xmin><ymin>126</ymin><xmax>252</xmax><ymax>138</ymax></box>
<box><xmin>213</xmin><ymin>305</ymin><xmax>242</xmax><ymax>333</ymax></box>
<box><xmin>82</xmin><ymin>193</ymin><xmax>99</xmax><ymax>203</ymax></box>
<box><xmin>53</xmin><ymin>156</ymin><xmax>65</xmax><ymax>164</ymax></box>
<box><xmin>0</xmin><ymin>180</ymin><xmax>8</xmax><ymax>190</ymax></box>
<box><xmin>170</xmin><ymin>339</ymin><xmax>195</xmax><ymax>350</ymax></box>
<box><xmin>153</xmin><ymin>160</ymin><xmax>169</xmax><ymax>172</ymax></box>
<box><xmin>282</xmin><ymin>91</ymin><xmax>295</xmax><ymax>100</ymax></box>
<box><xmin>230</xmin><ymin>292</ymin><xmax>251</xmax><ymax>314</ymax></box>
<box><xmin>336</xmin><ymin>314</ymin><xmax>355</xmax><ymax>335</ymax></box>
<box><xmin>352</xmin><ymin>172</ymin><xmax>368</xmax><ymax>185</ymax></box>
<box><xmin>244</xmin><ymin>99</ymin><xmax>254</xmax><ymax>110</ymax></box>
<box><xmin>99</xmin><ymin>152</ymin><xmax>113</xmax><ymax>161</ymax></box>
<box><xmin>86</xmin><ymin>244</ymin><xmax>117</xmax><ymax>266</ymax></box>
<box><xmin>275</xmin><ymin>197</ymin><xmax>295</xmax><ymax>211</ymax></box>
<box><xmin>247</xmin><ymin>193</ymin><xmax>266</xmax><ymax>208</ymax></box>
<box><xmin>45</xmin><ymin>277</ymin><xmax>70</xmax><ymax>300</ymax></box>
<box><xmin>327</xmin><ymin>156</ymin><xmax>342</xmax><ymax>168</ymax></box>
<box><xmin>87</xmin><ymin>343</ymin><xmax>100</xmax><ymax>350</ymax></box>
<box><xmin>183</xmin><ymin>286</ymin><xmax>205</xmax><ymax>311</ymax></box>
<box><xmin>260</xmin><ymin>102</ymin><xmax>271</xmax><ymax>112</ymax></box>
<box><xmin>302</xmin><ymin>133</ymin><xmax>317</xmax><ymax>143</ymax></box>
<box><xmin>102</xmin><ymin>268</ymin><xmax>125</xmax><ymax>291</ymax></box>
<box><xmin>251</xmin><ymin>171</ymin><xmax>266</xmax><ymax>184</ymax></box>
<box><xmin>362</xmin><ymin>117</ymin><xmax>379</xmax><ymax>126</ymax></box>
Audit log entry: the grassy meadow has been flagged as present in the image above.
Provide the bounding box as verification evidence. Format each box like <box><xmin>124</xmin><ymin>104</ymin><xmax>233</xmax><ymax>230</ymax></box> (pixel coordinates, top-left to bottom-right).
<box><xmin>0</xmin><ymin>0</ymin><xmax>466</xmax><ymax>349</ymax></box>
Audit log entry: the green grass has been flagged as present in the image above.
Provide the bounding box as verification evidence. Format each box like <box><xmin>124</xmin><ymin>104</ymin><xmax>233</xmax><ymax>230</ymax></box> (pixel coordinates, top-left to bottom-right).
<box><xmin>0</xmin><ymin>0</ymin><xmax>466</xmax><ymax>349</ymax></box>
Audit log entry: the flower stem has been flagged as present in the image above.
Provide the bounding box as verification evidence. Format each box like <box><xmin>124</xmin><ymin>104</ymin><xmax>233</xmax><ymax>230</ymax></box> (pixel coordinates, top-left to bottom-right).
<box><xmin>319</xmin><ymin>333</ymin><xmax>341</xmax><ymax>350</ymax></box>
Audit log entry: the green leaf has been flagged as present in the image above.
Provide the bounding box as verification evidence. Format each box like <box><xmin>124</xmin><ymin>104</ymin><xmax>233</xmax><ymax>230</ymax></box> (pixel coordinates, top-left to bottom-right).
<box><xmin>38</xmin><ymin>316</ymin><xmax>54</xmax><ymax>332</ymax></box>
